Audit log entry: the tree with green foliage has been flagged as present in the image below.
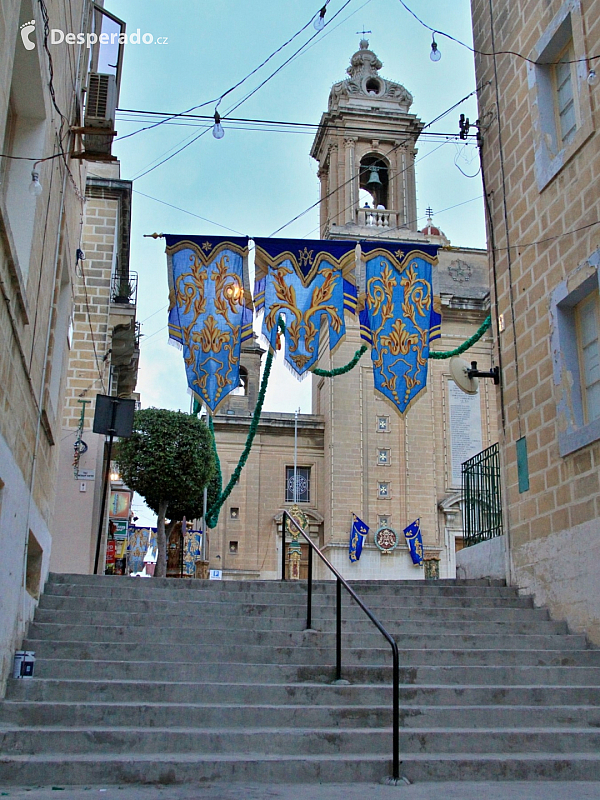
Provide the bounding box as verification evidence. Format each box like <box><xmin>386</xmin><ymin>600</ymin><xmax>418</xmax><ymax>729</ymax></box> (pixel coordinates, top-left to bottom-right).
<box><xmin>115</xmin><ymin>408</ymin><xmax>215</xmax><ymax>577</ymax></box>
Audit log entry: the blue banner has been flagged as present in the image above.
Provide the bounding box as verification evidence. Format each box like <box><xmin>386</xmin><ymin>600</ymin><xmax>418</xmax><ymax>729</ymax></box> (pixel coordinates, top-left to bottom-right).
<box><xmin>359</xmin><ymin>242</ymin><xmax>438</xmax><ymax>415</ymax></box>
<box><xmin>349</xmin><ymin>513</ymin><xmax>369</xmax><ymax>562</ymax></box>
<box><xmin>403</xmin><ymin>518</ymin><xmax>424</xmax><ymax>566</ymax></box>
<box><xmin>166</xmin><ymin>235</ymin><xmax>253</xmax><ymax>413</ymax></box>
<box><xmin>254</xmin><ymin>238</ymin><xmax>357</xmax><ymax>377</ymax></box>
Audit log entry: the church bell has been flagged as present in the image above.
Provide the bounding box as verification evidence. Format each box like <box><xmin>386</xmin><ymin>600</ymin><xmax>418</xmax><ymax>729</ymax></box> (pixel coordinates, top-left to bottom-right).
<box><xmin>366</xmin><ymin>166</ymin><xmax>382</xmax><ymax>187</ymax></box>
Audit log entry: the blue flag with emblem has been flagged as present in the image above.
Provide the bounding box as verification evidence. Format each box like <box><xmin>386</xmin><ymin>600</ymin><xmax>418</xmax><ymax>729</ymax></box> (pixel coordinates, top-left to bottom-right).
<box><xmin>359</xmin><ymin>242</ymin><xmax>439</xmax><ymax>415</ymax></box>
<box><xmin>349</xmin><ymin>513</ymin><xmax>369</xmax><ymax>562</ymax></box>
<box><xmin>254</xmin><ymin>238</ymin><xmax>358</xmax><ymax>377</ymax></box>
<box><xmin>166</xmin><ymin>235</ymin><xmax>253</xmax><ymax>414</ymax></box>
<box><xmin>403</xmin><ymin>518</ymin><xmax>424</xmax><ymax>566</ymax></box>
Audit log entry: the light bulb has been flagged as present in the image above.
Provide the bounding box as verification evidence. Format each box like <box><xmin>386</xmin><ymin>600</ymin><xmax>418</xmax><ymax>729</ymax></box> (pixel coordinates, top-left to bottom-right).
<box><xmin>588</xmin><ymin>68</ymin><xmax>598</xmax><ymax>86</ymax></box>
<box><xmin>29</xmin><ymin>170</ymin><xmax>42</xmax><ymax>197</ymax></box>
<box><xmin>212</xmin><ymin>111</ymin><xmax>224</xmax><ymax>139</ymax></box>
<box><xmin>430</xmin><ymin>39</ymin><xmax>441</xmax><ymax>62</ymax></box>
<box><xmin>314</xmin><ymin>6</ymin><xmax>326</xmax><ymax>30</ymax></box>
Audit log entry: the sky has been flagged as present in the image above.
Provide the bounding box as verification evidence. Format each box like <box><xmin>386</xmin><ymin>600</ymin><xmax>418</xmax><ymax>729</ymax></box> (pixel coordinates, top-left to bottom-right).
<box><xmin>102</xmin><ymin>0</ymin><xmax>488</xmax><ymax>525</ymax></box>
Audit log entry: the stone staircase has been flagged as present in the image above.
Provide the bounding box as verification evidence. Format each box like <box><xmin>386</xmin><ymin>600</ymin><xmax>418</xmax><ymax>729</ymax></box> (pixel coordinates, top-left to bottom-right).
<box><xmin>1</xmin><ymin>573</ymin><xmax>600</xmax><ymax>784</ymax></box>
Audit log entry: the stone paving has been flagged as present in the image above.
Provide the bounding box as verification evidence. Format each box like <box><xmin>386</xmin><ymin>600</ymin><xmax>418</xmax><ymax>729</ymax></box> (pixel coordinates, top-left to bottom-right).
<box><xmin>1</xmin><ymin>784</ymin><xmax>600</xmax><ymax>800</ymax></box>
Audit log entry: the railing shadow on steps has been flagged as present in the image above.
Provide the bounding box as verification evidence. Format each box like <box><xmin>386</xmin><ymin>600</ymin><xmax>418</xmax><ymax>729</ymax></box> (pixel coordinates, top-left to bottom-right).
<box><xmin>281</xmin><ymin>510</ymin><xmax>402</xmax><ymax>785</ymax></box>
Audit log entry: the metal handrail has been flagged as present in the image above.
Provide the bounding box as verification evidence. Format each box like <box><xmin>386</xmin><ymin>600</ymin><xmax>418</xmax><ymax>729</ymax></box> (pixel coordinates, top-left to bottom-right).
<box><xmin>281</xmin><ymin>510</ymin><xmax>401</xmax><ymax>783</ymax></box>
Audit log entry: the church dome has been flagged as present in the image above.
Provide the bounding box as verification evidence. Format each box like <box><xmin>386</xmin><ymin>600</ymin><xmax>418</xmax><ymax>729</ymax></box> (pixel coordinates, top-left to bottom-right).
<box><xmin>421</xmin><ymin>212</ymin><xmax>445</xmax><ymax>238</ymax></box>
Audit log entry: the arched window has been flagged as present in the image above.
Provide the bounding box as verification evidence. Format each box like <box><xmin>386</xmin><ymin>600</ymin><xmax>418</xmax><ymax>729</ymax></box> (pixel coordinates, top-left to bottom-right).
<box><xmin>232</xmin><ymin>366</ymin><xmax>248</xmax><ymax>396</ymax></box>
<box><xmin>359</xmin><ymin>155</ymin><xmax>389</xmax><ymax>209</ymax></box>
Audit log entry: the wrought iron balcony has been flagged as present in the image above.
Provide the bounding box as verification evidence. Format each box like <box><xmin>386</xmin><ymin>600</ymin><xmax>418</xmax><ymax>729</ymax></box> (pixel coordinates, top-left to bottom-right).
<box><xmin>111</xmin><ymin>271</ymin><xmax>138</xmax><ymax>305</ymax></box>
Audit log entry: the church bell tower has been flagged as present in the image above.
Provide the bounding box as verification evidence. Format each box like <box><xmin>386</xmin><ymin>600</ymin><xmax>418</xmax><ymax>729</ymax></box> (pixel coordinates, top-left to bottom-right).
<box><xmin>310</xmin><ymin>39</ymin><xmax>424</xmax><ymax>240</ymax></box>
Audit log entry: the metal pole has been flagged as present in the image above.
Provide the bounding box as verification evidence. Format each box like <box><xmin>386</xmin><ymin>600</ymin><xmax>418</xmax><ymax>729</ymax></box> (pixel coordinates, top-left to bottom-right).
<box><xmin>94</xmin><ymin>398</ymin><xmax>118</xmax><ymax>575</ymax></box>
<box><xmin>94</xmin><ymin>431</ymin><xmax>114</xmax><ymax>575</ymax></box>
<box><xmin>201</xmin><ymin>485</ymin><xmax>208</xmax><ymax>562</ymax></box>
<box><xmin>293</xmin><ymin>407</ymin><xmax>299</xmax><ymax>503</ymax></box>
<box><xmin>306</xmin><ymin>544</ymin><xmax>313</xmax><ymax>630</ymax></box>
<box><xmin>336</xmin><ymin>577</ymin><xmax>342</xmax><ymax>681</ymax></box>
<box><xmin>281</xmin><ymin>511</ymin><xmax>287</xmax><ymax>581</ymax></box>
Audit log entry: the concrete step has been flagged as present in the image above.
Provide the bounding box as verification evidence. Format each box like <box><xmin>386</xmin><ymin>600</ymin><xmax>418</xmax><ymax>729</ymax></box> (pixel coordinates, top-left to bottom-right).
<box><xmin>35</xmin><ymin>598</ymin><xmax>547</xmax><ymax>624</ymax></box>
<box><xmin>2</xmin><ymin>751</ymin><xmax>600</xmax><ymax>785</ymax></box>
<box><xmin>36</xmin><ymin>591</ymin><xmax>535</xmax><ymax>613</ymax></box>
<box><xmin>2</xmin><ymin>725</ymin><xmax>600</xmax><ymax>756</ymax></box>
<box><xmin>29</xmin><ymin>616</ymin><xmax>585</xmax><ymax>650</ymax></box>
<box><xmin>2</xmin><ymin>700</ymin><xmax>600</xmax><ymax>729</ymax></box>
<box><xmin>46</xmin><ymin>573</ymin><xmax>510</xmax><ymax>592</ymax></box>
<box><xmin>25</xmin><ymin>615</ymin><xmax>570</xmax><ymax>637</ymax></box>
<box><xmin>25</xmin><ymin>658</ymin><xmax>600</xmax><ymax>685</ymax></box>
<box><xmin>21</xmin><ymin>638</ymin><xmax>600</xmax><ymax>667</ymax></box>
<box><xmin>40</xmin><ymin>582</ymin><xmax>522</xmax><ymax>602</ymax></box>
<box><xmin>7</xmin><ymin>678</ymin><xmax>600</xmax><ymax>706</ymax></box>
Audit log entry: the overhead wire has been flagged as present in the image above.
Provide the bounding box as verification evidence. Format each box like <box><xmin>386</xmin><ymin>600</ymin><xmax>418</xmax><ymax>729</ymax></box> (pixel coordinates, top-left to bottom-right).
<box><xmin>396</xmin><ymin>0</ymin><xmax>599</xmax><ymax>66</ymax></box>
<box><xmin>128</xmin><ymin>0</ymin><xmax>355</xmax><ymax>181</ymax></box>
<box><xmin>115</xmin><ymin>1</ymin><xmax>327</xmax><ymax>144</ymax></box>
<box><xmin>269</xmin><ymin>82</ymin><xmax>486</xmax><ymax>237</ymax></box>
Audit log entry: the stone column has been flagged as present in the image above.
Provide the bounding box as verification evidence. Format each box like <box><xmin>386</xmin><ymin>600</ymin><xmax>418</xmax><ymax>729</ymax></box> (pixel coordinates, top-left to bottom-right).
<box><xmin>344</xmin><ymin>137</ymin><xmax>358</xmax><ymax>225</ymax></box>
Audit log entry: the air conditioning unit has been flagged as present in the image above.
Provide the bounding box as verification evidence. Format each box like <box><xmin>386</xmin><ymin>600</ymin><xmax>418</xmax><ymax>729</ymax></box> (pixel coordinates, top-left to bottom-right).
<box><xmin>83</xmin><ymin>73</ymin><xmax>117</xmax><ymax>156</ymax></box>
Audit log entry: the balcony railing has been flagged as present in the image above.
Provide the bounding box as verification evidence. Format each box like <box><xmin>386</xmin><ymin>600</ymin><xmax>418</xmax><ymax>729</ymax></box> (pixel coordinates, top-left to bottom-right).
<box><xmin>111</xmin><ymin>271</ymin><xmax>138</xmax><ymax>306</ymax></box>
<box><xmin>355</xmin><ymin>207</ymin><xmax>399</xmax><ymax>229</ymax></box>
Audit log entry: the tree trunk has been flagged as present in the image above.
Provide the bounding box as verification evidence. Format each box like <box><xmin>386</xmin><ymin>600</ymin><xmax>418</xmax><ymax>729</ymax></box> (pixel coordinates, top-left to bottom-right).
<box><xmin>155</xmin><ymin>499</ymin><xmax>168</xmax><ymax>577</ymax></box>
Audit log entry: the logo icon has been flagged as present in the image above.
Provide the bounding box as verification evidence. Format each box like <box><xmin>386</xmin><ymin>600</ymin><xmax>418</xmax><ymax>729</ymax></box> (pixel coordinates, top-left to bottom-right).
<box><xmin>20</xmin><ymin>19</ymin><xmax>36</xmax><ymax>50</ymax></box>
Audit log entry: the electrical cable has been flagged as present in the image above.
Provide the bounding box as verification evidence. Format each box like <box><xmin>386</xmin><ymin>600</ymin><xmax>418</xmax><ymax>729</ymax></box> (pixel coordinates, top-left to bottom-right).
<box><xmin>269</xmin><ymin>82</ymin><xmax>486</xmax><ymax>237</ymax></box>
<box><xmin>396</xmin><ymin>0</ymin><xmax>600</xmax><ymax>66</ymax></box>
<box><xmin>133</xmin><ymin>189</ymin><xmax>246</xmax><ymax>236</ymax></box>
<box><xmin>129</xmin><ymin>0</ymin><xmax>355</xmax><ymax>181</ymax></box>
<box><xmin>116</xmin><ymin>0</ymin><xmax>328</xmax><ymax>144</ymax></box>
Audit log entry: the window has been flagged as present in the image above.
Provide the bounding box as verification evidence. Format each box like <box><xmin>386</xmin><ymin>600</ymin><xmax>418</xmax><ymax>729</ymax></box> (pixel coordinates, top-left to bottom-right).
<box><xmin>1</xmin><ymin>0</ymin><xmax>48</xmax><ymax>285</ymax></box>
<box><xmin>575</xmin><ymin>292</ymin><xmax>600</xmax><ymax>423</ymax></box>
<box><xmin>554</xmin><ymin>42</ymin><xmax>577</xmax><ymax>147</ymax></box>
<box><xmin>229</xmin><ymin>541</ymin><xmax>238</xmax><ymax>554</ymax></box>
<box><xmin>285</xmin><ymin>466</ymin><xmax>311</xmax><ymax>503</ymax></box>
<box><xmin>376</xmin><ymin>415</ymin><xmax>389</xmax><ymax>432</ymax></box>
<box><xmin>552</xmin><ymin>262</ymin><xmax>600</xmax><ymax>455</ymax></box>
<box><xmin>231</xmin><ymin>366</ymin><xmax>248</xmax><ymax>396</ymax></box>
<box><xmin>528</xmin><ymin>4</ymin><xmax>592</xmax><ymax>190</ymax></box>
<box><xmin>230</xmin><ymin>507</ymin><xmax>240</xmax><ymax>519</ymax></box>
<box><xmin>377</xmin><ymin>449</ymin><xmax>390</xmax><ymax>466</ymax></box>
<box><xmin>378</xmin><ymin>514</ymin><xmax>390</xmax><ymax>527</ymax></box>
<box><xmin>377</xmin><ymin>482</ymin><xmax>389</xmax><ymax>499</ymax></box>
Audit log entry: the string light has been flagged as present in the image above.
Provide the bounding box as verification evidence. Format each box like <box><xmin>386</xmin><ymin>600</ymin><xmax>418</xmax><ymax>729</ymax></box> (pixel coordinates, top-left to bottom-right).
<box><xmin>314</xmin><ymin>5</ymin><xmax>327</xmax><ymax>30</ymax></box>
<box><xmin>430</xmin><ymin>33</ymin><xmax>441</xmax><ymax>62</ymax></box>
<box><xmin>212</xmin><ymin>111</ymin><xmax>225</xmax><ymax>139</ymax></box>
<box><xmin>29</xmin><ymin>170</ymin><xmax>43</xmax><ymax>197</ymax></box>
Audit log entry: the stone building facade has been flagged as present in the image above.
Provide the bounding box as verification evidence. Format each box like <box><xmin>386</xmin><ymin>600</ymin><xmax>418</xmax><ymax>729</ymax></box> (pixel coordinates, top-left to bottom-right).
<box><xmin>210</xmin><ymin>44</ymin><xmax>497</xmax><ymax>582</ymax></box>
<box><xmin>470</xmin><ymin>0</ymin><xmax>600</xmax><ymax>641</ymax></box>
<box><xmin>51</xmin><ymin>162</ymin><xmax>139</xmax><ymax>575</ymax></box>
<box><xmin>0</xmin><ymin>0</ymin><xmax>90</xmax><ymax>691</ymax></box>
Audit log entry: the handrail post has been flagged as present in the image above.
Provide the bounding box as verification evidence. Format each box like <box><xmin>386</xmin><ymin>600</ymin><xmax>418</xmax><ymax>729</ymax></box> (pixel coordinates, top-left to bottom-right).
<box><xmin>336</xmin><ymin>577</ymin><xmax>342</xmax><ymax>681</ymax></box>
<box><xmin>392</xmin><ymin>640</ymin><xmax>399</xmax><ymax>782</ymax></box>
<box><xmin>306</xmin><ymin>543</ymin><xmax>313</xmax><ymax>630</ymax></box>
<box><xmin>281</xmin><ymin>512</ymin><xmax>286</xmax><ymax>581</ymax></box>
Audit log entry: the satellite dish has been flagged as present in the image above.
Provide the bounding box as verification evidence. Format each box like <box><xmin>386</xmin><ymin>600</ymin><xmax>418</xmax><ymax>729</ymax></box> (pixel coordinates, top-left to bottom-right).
<box><xmin>450</xmin><ymin>357</ymin><xmax>479</xmax><ymax>395</ymax></box>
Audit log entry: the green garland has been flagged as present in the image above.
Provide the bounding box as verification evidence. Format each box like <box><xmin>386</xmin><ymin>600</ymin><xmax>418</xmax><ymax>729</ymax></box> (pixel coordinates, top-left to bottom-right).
<box><xmin>312</xmin><ymin>344</ymin><xmax>368</xmax><ymax>376</ymax></box>
<box><xmin>205</xmin><ymin>320</ymin><xmax>281</xmax><ymax>528</ymax></box>
<box><xmin>428</xmin><ymin>315</ymin><xmax>491</xmax><ymax>360</ymax></box>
